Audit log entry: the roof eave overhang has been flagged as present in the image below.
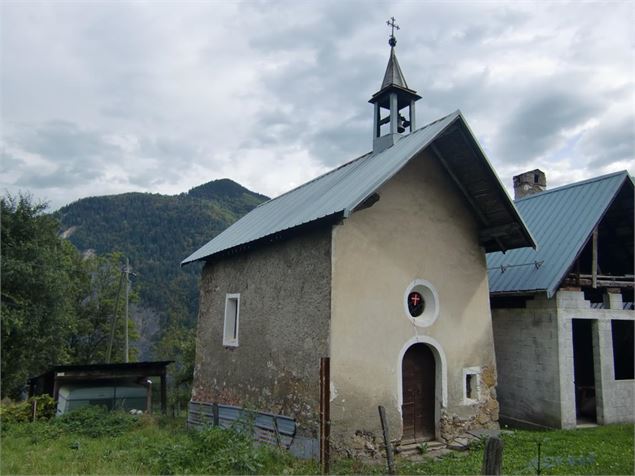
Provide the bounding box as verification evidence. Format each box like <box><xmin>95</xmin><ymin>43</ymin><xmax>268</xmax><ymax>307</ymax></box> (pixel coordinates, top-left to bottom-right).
<box><xmin>181</xmin><ymin>211</ymin><xmax>344</xmax><ymax>266</ymax></box>
<box><xmin>426</xmin><ymin>114</ymin><xmax>536</xmax><ymax>253</ymax></box>
<box><xmin>368</xmin><ymin>84</ymin><xmax>422</xmax><ymax>105</ymax></box>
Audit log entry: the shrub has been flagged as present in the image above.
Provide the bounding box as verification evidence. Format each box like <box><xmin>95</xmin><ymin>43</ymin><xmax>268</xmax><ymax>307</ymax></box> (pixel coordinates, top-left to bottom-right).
<box><xmin>53</xmin><ymin>405</ymin><xmax>139</xmax><ymax>438</ymax></box>
<box><xmin>151</xmin><ymin>426</ymin><xmax>274</xmax><ymax>475</ymax></box>
<box><xmin>0</xmin><ymin>395</ymin><xmax>57</xmax><ymax>424</ymax></box>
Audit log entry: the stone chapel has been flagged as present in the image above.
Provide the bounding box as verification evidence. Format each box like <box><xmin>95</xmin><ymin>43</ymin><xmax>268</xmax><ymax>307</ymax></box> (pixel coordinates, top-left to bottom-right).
<box><xmin>183</xmin><ymin>24</ymin><xmax>534</xmax><ymax>455</ymax></box>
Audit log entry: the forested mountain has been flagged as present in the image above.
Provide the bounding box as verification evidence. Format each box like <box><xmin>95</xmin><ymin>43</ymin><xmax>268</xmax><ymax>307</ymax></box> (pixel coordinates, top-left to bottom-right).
<box><xmin>55</xmin><ymin>179</ymin><xmax>269</xmax><ymax>357</ymax></box>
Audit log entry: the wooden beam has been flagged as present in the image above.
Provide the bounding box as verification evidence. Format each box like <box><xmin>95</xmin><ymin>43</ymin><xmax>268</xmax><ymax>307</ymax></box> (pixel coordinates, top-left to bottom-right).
<box><xmin>592</xmin><ymin>228</ymin><xmax>598</xmax><ymax>288</ymax></box>
<box><xmin>479</xmin><ymin>223</ymin><xmax>521</xmax><ymax>241</ymax></box>
<box><xmin>430</xmin><ymin>144</ymin><xmax>489</xmax><ymax>227</ymax></box>
<box><xmin>563</xmin><ymin>278</ymin><xmax>633</xmax><ymax>288</ymax></box>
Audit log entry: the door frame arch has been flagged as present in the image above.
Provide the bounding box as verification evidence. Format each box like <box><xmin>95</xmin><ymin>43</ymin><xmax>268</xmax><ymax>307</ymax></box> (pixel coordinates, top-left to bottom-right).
<box><xmin>397</xmin><ymin>335</ymin><xmax>448</xmax><ymax>439</ymax></box>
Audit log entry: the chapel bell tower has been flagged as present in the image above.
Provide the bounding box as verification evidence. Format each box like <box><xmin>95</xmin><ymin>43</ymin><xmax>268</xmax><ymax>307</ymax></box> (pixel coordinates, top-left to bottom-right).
<box><xmin>369</xmin><ymin>17</ymin><xmax>421</xmax><ymax>153</ymax></box>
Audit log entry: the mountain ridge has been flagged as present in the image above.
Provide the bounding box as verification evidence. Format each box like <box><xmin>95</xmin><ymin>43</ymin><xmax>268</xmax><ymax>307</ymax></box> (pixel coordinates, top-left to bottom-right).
<box><xmin>55</xmin><ymin>178</ymin><xmax>269</xmax><ymax>358</ymax></box>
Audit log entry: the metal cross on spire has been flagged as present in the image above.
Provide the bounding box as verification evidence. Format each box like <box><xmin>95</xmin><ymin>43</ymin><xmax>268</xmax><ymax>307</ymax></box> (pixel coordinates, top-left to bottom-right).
<box><xmin>386</xmin><ymin>16</ymin><xmax>399</xmax><ymax>47</ymax></box>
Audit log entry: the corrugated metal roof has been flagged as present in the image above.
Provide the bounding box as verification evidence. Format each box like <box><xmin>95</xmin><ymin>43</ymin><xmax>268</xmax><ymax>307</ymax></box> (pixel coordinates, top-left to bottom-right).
<box><xmin>487</xmin><ymin>170</ymin><xmax>631</xmax><ymax>297</ymax></box>
<box><xmin>381</xmin><ymin>47</ymin><xmax>409</xmax><ymax>90</ymax></box>
<box><xmin>183</xmin><ymin>110</ymin><xmax>534</xmax><ymax>265</ymax></box>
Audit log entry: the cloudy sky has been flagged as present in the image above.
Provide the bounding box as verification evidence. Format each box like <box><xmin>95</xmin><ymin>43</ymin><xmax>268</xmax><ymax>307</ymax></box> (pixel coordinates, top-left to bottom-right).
<box><xmin>1</xmin><ymin>1</ymin><xmax>633</xmax><ymax>210</ymax></box>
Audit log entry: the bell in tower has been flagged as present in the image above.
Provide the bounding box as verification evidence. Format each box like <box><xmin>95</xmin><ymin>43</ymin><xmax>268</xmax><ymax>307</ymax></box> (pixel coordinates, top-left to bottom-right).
<box><xmin>369</xmin><ymin>17</ymin><xmax>421</xmax><ymax>153</ymax></box>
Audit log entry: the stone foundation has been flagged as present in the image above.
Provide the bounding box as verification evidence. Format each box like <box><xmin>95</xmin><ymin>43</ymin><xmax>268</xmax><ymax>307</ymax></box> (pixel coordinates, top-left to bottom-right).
<box><xmin>440</xmin><ymin>366</ymin><xmax>500</xmax><ymax>444</ymax></box>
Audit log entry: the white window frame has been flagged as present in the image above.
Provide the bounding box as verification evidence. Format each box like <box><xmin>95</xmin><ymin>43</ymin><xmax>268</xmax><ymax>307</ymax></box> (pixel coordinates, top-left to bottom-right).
<box><xmin>223</xmin><ymin>293</ymin><xmax>240</xmax><ymax>347</ymax></box>
<box><xmin>403</xmin><ymin>279</ymin><xmax>440</xmax><ymax>327</ymax></box>
<box><xmin>463</xmin><ymin>366</ymin><xmax>481</xmax><ymax>405</ymax></box>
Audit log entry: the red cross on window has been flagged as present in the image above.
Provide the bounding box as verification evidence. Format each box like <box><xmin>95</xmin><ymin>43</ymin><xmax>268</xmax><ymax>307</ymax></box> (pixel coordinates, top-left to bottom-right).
<box><xmin>410</xmin><ymin>293</ymin><xmax>421</xmax><ymax>306</ymax></box>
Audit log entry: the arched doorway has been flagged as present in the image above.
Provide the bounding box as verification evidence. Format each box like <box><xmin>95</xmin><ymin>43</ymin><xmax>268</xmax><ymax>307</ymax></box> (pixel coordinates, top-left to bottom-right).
<box><xmin>401</xmin><ymin>343</ymin><xmax>436</xmax><ymax>441</ymax></box>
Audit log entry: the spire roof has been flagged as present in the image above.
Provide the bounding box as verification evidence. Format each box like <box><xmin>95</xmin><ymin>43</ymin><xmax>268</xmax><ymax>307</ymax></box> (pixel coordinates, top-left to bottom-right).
<box><xmin>381</xmin><ymin>47</ymin><xmax>409</xmax><ymax>90</ymax></box>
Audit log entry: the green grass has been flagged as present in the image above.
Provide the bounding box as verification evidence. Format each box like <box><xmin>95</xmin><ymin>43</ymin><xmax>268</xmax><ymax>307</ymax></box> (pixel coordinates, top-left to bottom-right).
<box><xmin>1</xmin><ymin>412</ymin><xmax>632</xmax><ymax>475</ymax></box>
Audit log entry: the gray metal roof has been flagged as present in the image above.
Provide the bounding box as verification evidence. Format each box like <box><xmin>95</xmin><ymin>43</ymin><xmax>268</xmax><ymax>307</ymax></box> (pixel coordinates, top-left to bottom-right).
<box><xmin>487</xmin><ymin>170</ymin><xmax>632</xmax><ymax>297</ymax></box>
<box><xmin>183</xmin><ymin>110</ymin><xmax>535</xmax><ymax>265</ymax></box>
<box><xmin>381</xmin><ymin>47</ymin><xmax>409</xmax><ymax>90</ymax></box>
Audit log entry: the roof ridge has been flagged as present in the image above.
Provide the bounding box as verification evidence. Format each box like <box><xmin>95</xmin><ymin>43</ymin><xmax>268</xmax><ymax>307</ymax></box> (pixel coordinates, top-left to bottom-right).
<box><xmin>254</xmin><ymin>112</ymin><xmax>459</xmax><ymax>209</ymax></box>
<box><xmin>515</xmin><ymin>170</ymin><xmax>629</xmax><ymax>202</ymax></box>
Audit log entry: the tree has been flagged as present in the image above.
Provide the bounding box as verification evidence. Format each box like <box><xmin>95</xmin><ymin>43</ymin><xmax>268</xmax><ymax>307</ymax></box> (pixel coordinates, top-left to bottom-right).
<box><xmin>1</xmin><ymin>194</ymin><xmax>78</xmax><ymax>398</ymax></box>
<box><xmin>1</xmin><ymin>194</ymin><xmax>139</xmax><ymax>398</ymax></box>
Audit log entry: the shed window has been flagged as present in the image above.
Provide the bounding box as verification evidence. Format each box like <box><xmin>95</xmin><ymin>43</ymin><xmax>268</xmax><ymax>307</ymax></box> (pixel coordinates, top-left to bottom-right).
<box><xmin>611</xmin><ymin>320</ymin><xmax>634</xmax><ymax>380</ymax></box>
<box><xmin>223</xmin><ymin>294</ymin><xmax>240</xmax><ymax>347</ymax></box>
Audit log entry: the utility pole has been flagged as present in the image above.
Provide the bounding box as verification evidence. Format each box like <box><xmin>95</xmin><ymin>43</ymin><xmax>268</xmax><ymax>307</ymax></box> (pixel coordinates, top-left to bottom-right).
<box><xmin>106</xmin><ymin>270</ymin><xmax>125</xmax><ymax>364</ymax></box>
<box><xmin>124</xmin><ymin>257</ymin><xmax>130</xmax><ymax>363</ymax></box>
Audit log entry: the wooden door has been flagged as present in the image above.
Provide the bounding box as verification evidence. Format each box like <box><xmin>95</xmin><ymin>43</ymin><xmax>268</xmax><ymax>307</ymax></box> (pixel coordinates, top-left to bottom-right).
<box><xmin>402</xmin><ymin>344</ymin><xmax>435</xmax><ymax>441</ymax></box>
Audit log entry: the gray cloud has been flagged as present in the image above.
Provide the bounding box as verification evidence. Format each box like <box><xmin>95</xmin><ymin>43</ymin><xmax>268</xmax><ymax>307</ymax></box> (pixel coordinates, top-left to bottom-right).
<box><xmin>1</xmin><ymin>1</ymin><xmax>632</xmax><ymax>208</ymax></box>
<box><xmin>496</xmin><ymin>87</ymin><xmax>602</xmax><ymax>163</ymax></box>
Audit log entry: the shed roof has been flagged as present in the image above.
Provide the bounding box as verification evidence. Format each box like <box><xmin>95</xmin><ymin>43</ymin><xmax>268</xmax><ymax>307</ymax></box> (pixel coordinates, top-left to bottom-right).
<box><xmin>487</xmin><ymin>170</ymin><xmax>633</xmax><ymax>297</ymax></box>
<box><xmin>182</xmin><ymin>110</ymin><xmax>535</xmax><ymax>265</ymax></box>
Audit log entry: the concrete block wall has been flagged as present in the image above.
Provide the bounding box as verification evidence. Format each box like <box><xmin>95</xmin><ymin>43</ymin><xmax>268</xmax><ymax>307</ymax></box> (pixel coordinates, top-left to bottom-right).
<box><xmin>559</xmin><ymin>291</ymin><xmax>635</xmax><ymax>425</ymax></box>
<box><xmin>492</xmin><ymin>295</ymin><xmax>562</xmax><ymax>428</ymax></box>
<box><xmin>557</xmin><ymin>290</ymin><xmax>634</xmax><ymax>425</ymax></box>
<box><xmin>493</xmin><ymin>290</ymin><xmax>634</xmax><ymax>428</ymax></box>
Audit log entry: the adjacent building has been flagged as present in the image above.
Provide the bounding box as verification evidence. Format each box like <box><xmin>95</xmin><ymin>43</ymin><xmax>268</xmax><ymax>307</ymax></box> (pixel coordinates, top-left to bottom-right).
<box><xmin>488</xmin><ymin>170</ymin><xmax>634</xmax><ymax>429</ymax></box>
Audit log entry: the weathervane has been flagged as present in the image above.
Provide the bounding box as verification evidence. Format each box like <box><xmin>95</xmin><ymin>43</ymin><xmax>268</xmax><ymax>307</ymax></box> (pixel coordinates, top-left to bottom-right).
<box><xmin>386</xmin><ymin>16</ymin><xmax>399</xmax><ymax>47</ymax></box>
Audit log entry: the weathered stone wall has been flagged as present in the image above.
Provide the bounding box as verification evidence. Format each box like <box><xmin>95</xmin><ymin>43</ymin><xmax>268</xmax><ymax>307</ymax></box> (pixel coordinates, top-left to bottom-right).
<box><xmin>439</xmin><ymin>365</ymin><xmax>499</xmax><ymax>443</ymax></box>
<box><xmin>329</xmin><ymin>150</ymin><xmax>499</xmax><ymax>450</ymax></box>
<box><xmin>191</xmin><ymin>228</ymin><xmax>332</xmax><ymax>437</ymax></box>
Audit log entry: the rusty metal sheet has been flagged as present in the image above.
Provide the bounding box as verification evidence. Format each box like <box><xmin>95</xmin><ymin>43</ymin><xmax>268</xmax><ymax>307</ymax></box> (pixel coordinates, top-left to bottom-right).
<box><xmin>187</xmin><ymin>401</ymin><xmax>296</xmax><ymax>449</ymax></box>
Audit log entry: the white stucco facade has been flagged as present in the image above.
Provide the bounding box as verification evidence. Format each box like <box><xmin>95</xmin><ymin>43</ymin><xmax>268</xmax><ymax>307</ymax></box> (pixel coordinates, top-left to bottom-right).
<box><xmin>329</xmin><ymin>150</ymin><xmax>500</xmax><ymax>446</ymax></box>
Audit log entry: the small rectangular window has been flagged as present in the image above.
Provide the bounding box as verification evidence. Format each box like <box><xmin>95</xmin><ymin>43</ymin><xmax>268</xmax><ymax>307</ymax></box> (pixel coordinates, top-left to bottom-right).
<box><xmin>612</xmin><ymin>320</ymin><xmax>634</xmax><ymax>380</ymax></box>
<box><xmin>466</xmin><ymin>374</ymin><xmax>475</xmax><ymax>399</ymax></box>
<box><xmin>223</xmin><ymin>294</ymin><xmax>240</xmax><ymax>347</ymax></box>
<box><xmin>463</xmin><ymin>367</ymin><xmax>481</xmax><ymax>404</ymax></box>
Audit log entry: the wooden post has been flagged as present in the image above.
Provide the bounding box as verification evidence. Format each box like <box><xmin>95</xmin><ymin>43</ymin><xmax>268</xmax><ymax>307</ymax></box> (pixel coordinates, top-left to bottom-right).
<box><xmin>213</xmin><ymin>403</ymin><xmax>220</xmax><ymax>426</ymax></box>
<box><xmin>31</xmin><ymin>400</ymin><xmax>37</xmax><ymax>422</ymax></box>
<box><xmin>319</xmin><ymin>357</ymin><xmax>330</xmax><ymax>475</ymax></box>
<box><xmin>52</xmin><ymin>378</ymin><xmax>60</xmax><ymax>404</ymax></box>
<box><xmin>378</xmin><ymin>405</ymin><xmax>396</xmax><ymax>475</ymax></box>
<box><xmin>482</xmin><ymin>436</ymin><xmax>504</xmax><ymax>475</ymax></box>
<box><xmin>272</xmin><ymin>416</ymin><xmax>282</xmax><ymax>448</ymax></box>
<box><xmin>160</xmin><ymin>368</ymin><xmax>167</xmax><ymax>414</ymax></box>
<box><xmin>145</xmin><ymin>379</ymin><xmax>153</xmax><ymax>414</ymax></box>
<box><xmin>592</xmin><ymin>228</ymin><xmax>598</xmax><ymax>288</ymax></box>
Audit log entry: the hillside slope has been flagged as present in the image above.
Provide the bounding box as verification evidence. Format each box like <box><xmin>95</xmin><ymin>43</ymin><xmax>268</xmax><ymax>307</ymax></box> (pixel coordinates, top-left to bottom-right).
<box><xmin>56</xmin><ymin>179</ymin><xmax>268</xmax><ymax>356</ymax></box>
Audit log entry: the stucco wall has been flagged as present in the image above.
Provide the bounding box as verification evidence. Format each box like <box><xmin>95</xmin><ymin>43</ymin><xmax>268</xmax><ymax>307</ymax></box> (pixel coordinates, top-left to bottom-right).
<box><xmin>329</xmin><ymin>150</ymin><xmax>499</xmax><ymax>447</ymax></box>
<box><xmin>191</xmin><ymin>228</ymin><xmax>332</xmax><ymax>437</ymax></box>
<box><xmin>492</xmin><ymin>296</ymin><xmax>562</xmax><ymax>428</ymax></box>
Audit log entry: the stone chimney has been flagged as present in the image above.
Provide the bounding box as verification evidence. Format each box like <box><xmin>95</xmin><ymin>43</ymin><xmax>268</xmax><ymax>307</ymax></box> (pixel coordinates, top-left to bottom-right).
<box><xmin>513</xmin><ymin>169</ymin><xmax>546</xmax><ymax>200</ymax></box>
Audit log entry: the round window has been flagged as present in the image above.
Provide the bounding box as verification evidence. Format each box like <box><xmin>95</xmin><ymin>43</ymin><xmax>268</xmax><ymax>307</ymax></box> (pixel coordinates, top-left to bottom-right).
<box><xmin>403</xmin><ymin>279</ymin><xmax>439</xmax><ymax>327</ymax></box>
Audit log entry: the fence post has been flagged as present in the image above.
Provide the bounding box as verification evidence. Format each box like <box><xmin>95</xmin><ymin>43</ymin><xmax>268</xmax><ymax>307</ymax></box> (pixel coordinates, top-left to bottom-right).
<box><xmin>319</xmin><ymin>357</ymin><xmax>331</xmax><ymax>475</ymax></box>
<box><xmin>213</xmin><ymin>403</ymin><xmax>220</xmax><ymax>427</ymax></box>
<box><xmin>378</xmin><ymin>405</ymin><xmax>396</xmax><ymax>475</ymax></box>
<box><xmin>31</xmin><ymin>400</ymin><xmax>37</xmax><ymax>422</ymax></box>
<box><xmin>482</xmin><ymin>436</ymin><xmax>504</xmax><ymax>475</ymax></box>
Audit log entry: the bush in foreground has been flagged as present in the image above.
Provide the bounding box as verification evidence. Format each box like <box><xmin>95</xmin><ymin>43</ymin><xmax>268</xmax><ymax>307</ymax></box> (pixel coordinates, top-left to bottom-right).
<box><xmin>0</xmin><ymin>395</ymin><xmax>56</xmax><ymax>423</ymax></box>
